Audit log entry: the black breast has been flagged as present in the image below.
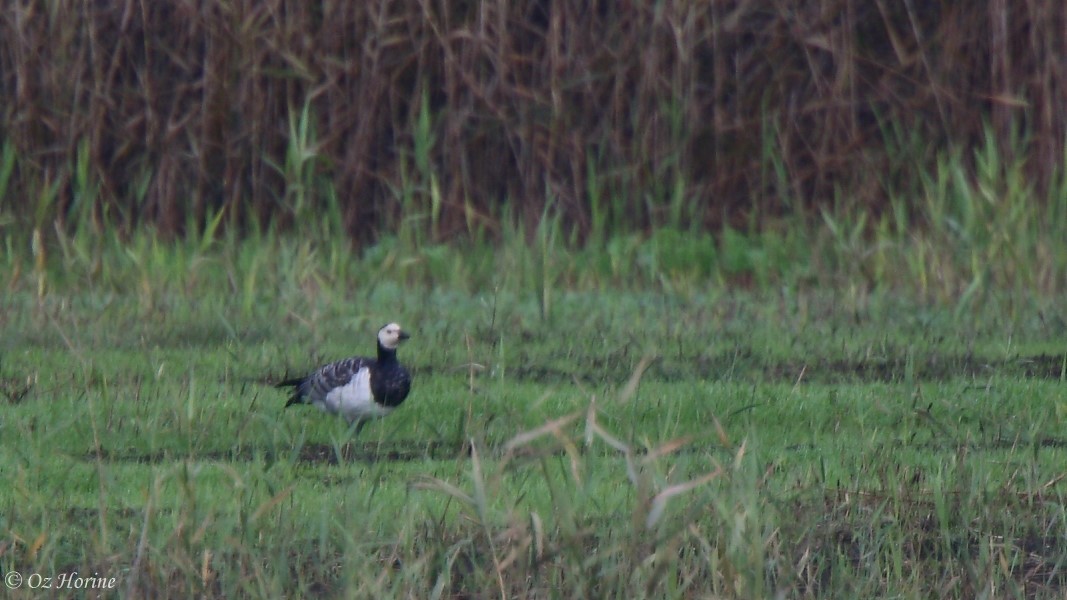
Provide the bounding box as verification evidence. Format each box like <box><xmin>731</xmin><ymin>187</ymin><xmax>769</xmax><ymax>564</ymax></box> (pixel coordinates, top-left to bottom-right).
<box><xmin>370</xmin><ymin>363</ymin><xmax>412</xmax><ymax>407</ymax></box>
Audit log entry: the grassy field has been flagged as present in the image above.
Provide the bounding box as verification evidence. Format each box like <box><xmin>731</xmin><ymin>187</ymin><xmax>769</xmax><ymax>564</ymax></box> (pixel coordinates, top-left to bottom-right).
<box><xmin>3</xmin><ymin>4</ymin><xmax>1066</xmax><ymax>596</ymax></box>
<box><xmin>2</xmin><ymin>224</ymin><xmax>1066</xmax><ymax>599</ymax></box>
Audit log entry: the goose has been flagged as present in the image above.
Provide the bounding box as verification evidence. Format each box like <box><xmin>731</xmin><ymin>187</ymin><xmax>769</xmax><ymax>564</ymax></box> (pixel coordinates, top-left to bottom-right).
<box><xmin>277</xmin><ymin>322</ymin><xmax>412</xmax><ymax>436</ymax></box>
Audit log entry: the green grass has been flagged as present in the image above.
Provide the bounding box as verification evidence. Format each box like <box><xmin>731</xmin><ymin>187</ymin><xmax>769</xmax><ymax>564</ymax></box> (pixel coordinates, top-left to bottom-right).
<box><xmin>2</xmin><ymin>226</ymin><xmax>1066</xmax><ymax>598</ymax></box>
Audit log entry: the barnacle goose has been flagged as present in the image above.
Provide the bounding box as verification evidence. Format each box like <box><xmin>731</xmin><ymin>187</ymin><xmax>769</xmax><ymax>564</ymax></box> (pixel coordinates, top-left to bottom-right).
<box><xmin>277</xmin><ymin>322</ymin><xmax>412</xmax><ymax>436</ymax></box>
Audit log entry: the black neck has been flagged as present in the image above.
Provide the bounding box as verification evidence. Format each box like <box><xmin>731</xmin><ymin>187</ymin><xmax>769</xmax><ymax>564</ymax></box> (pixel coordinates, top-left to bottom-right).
<box><xmin>377</xmin><ymin>342</ymin><xmax>398</xmax><ymax>364</ymax></box>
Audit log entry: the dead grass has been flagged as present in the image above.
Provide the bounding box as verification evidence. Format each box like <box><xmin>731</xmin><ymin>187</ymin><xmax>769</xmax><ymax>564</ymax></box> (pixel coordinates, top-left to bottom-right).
<box><xmin>1</xmin><ymin>0</ymin><xmax>1064</xmax><ymax>241</ymax></box>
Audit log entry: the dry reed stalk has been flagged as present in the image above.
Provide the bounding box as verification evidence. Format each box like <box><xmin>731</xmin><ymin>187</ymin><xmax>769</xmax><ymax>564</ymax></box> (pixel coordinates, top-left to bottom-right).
<box><xmin>0</xmin><ymin>0</ymin><xmax>1062</xmax><ymax>239</ymax></box>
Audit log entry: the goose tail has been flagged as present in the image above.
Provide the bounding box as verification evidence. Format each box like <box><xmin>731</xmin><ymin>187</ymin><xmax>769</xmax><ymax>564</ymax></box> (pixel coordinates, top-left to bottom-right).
<box><xmin>276</xmin><ymin>376</ymin><xmax>308</xmax><ymax>407</ymax></box>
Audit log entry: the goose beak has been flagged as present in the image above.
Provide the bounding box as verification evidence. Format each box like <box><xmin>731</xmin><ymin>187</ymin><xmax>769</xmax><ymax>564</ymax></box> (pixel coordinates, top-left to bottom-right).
<box><xmin>398</xmin><ymin>330</ymin><xmax>411</xmax><ymax>341</ymax></box>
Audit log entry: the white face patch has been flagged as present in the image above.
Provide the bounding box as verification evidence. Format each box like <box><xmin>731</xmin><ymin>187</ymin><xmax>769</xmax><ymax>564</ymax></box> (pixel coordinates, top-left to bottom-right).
<box><xmin>378</xmin><ymin>322</ymin><xmax>406</xmax><ymax>349</ymax></box>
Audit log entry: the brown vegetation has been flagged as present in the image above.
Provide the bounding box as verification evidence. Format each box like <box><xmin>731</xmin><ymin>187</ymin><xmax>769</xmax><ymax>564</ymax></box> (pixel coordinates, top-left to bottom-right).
<box><xmin>1</xmin><ymin>0</ymin><xmax>1063</xmax><ymax>242</ymax></box>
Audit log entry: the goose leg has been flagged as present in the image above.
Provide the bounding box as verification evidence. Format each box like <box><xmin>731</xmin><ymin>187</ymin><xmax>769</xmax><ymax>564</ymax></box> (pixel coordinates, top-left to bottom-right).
<box><xmin>346</xmin><ymin>418</ymin><xmax>368</xmax><ymax>439</ymax></box>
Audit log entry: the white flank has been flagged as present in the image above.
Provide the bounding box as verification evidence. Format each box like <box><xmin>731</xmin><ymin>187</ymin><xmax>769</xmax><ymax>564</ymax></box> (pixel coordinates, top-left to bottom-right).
<box><xmin>317</xmin><ymin>367</ymin><xmax>394</xmax><ymax>424</ymax></box>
